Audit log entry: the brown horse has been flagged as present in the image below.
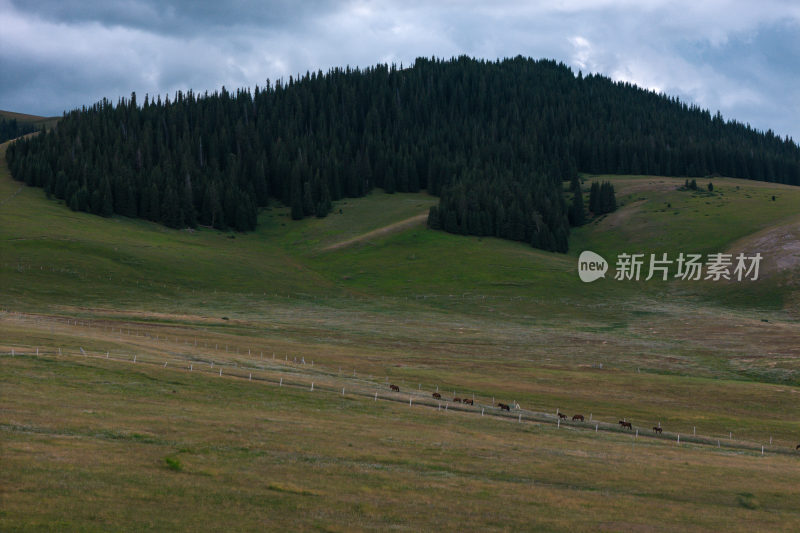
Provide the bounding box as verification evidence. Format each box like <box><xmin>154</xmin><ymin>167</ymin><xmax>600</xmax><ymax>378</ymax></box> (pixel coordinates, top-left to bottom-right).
<box><xmin>557</xmin><ymin>413</ymin><xmax>567</xmax><ymax>420</ymax></box>
<box><xmin>619</xmin><ymin>420</ymin><xmax>632</xmax><ymax>430</ymax></box>
<box><xmin>463</xmin><ymin>398</ymin><xmax>474</xmax><ymax>405</ymax></box>
<box><xmin>796</xmin><ymin>444</ymin><xmax>800</xmax><ymax>450</ymax></box>
<box><xmin>453</xmin><ymin>397</ymin><xmax>461</xmax><ymax>403</ymax></box>
<box><xmin>572</xmin><ymin>414</ymin><xmax>584</xmax><ymax>422</ymax></box>
<box><xmin>653</xmin><ymin>426</ymin><xmax>663</xmax><ymax>434</ymax></box>
<box><xmin>498</xmin><ymin>402</ymin><xmax>511</xmax><ymax>411</ymax></box>
<box><xmin>432</xmin><ymin>392</ymin><xmax>441</xmax><ymax>399</ymax></box>
<box><xmin>389</xmin><ymin>384</ymin><xmax>400</xmax><ymax>392</ymax></box>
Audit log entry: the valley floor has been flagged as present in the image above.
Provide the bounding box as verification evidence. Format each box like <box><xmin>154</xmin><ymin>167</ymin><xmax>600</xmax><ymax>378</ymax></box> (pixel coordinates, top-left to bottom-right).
<box><xmin>2</xmin><ymin>139</ymin><xmax>800</xmax><ymax>531</ymax></box>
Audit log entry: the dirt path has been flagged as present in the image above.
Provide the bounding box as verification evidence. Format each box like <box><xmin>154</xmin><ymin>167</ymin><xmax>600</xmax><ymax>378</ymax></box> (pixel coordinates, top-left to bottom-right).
<box><xmin>322</xmin><ymin>212</ymin><xmax>428</xmax><ymax>251</ymax></box>
<box><xmin>726</xmin><ymin>213</ymin><xmax>800</xmax><ymax>277</ymax></box>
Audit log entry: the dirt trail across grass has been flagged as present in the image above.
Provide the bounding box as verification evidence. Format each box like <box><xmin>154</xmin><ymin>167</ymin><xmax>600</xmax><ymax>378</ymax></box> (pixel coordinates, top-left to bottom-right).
<box><xmin>727</xmin><ymin>213</ymin><xmax>800</xmax><ymax>277</ymax></box>
<box><xmin>322</xmin><ymin>212</ymin><xmax>428</xmax><ymax>251</ymax></box>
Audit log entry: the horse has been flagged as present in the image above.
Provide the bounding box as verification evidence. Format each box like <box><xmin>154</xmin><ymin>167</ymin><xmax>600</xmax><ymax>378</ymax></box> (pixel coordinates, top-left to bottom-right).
<box><xmin>432</xmin><ymin>392</ymin><xmax>441</xmax><ymax>399</ymax></box>
<box><xmin>557</xmin><ymin>413</ymin><xmax>567</xmax><ymax>420</ymax></box>
<box><xmin>653</xmin><ymin>426</ymin><xmax>662</xmax><ymax>434</ymax></box>
<box><xmin>389</xmin><ymin>384</ymin><xmax>400</xmax><ymax>392</ymax></box>
<box><xmin>572</xmin><ymin>414</ymin><xmax>584</xmax><ymax>422</ymax></box>
<box><xmin>619</xmin><ymin>420</ymin><xmax>632</xmax><ymax>430</ymax></box>
<box><xmin>453</xmin><ymin>397</ymin><xmax>461</xmax><ymax>403</ymax></box>
<box><xmin>498</xmin><ymin>403</ymin><xmax>511</xmax><ymax>411</ymax></box>
<box><xmin>796</xmin><ymin>444</ymin><xmax>800</xmax><ymax>450</ymax></box>
<box><xmin>463</xmin><ymin>398</ymin><xmax>474</xmax><ymax>405</ymax></box>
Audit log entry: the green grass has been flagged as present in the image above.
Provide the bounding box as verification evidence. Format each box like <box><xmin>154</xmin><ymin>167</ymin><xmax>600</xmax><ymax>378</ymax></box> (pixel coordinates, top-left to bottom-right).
<box><xmin>573</xmin><ymin>175</ymin><xmax>800</xmax><ymax>256</ymax></box>
<box><xmin>2</xmin><ymin>136</ymin><xmax>800</xmax><ymax>530</ymax></box>
<box><xmin>2</xmin><ymin>354</ymin><xmax>799</xmax><ymax>531</ymax></box>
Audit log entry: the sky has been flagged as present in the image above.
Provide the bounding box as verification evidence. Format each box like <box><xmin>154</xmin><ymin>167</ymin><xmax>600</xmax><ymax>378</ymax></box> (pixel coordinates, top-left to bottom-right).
<box><xmin>1</xmin><ymin>0</ymin><xmax>799</xmax><ymax>141</ymax></box>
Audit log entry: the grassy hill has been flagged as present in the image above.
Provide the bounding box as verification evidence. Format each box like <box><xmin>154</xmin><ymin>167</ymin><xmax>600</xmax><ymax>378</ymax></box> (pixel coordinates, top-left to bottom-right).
<box><xmin>2</xmin><ymin>134</ymin><xmax>800</xmax><ymax>530</ymax></box>
<box><xmin>0</xmin><ymin>109</ymin><xmax>59</xmax><ymax>131</ymax></box>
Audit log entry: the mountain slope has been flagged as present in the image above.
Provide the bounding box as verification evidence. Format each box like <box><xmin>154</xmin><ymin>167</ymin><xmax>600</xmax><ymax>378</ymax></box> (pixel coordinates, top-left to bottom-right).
<box><xmin>6</xmin><ymin>56</ymin><xmax>800</xmax><ymax>253</ymax></box>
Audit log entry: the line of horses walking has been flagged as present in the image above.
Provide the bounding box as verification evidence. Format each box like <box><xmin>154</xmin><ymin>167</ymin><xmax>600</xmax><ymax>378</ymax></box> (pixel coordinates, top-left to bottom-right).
<box><xmin>392</xmin><ymin>384</ymin><xmax>659</xmax><ymax>430</ymax></box>
<box><xmin>389</xmin><ymin>385</ymin><xmax>800</xmax><ymax>450</ymax></box>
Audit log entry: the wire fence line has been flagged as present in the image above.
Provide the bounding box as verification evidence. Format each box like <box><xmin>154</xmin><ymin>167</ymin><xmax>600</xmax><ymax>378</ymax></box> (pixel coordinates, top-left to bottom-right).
<box><xmin>4</xmin><ymin>346</ymin><xmax>798</xmax><ymax>458</ymax></box>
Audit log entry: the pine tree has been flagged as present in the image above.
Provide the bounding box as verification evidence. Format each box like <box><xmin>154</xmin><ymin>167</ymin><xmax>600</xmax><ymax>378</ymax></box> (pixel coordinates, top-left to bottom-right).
<box><xmin>162</xmin><ymin>184</ymin><xmax>183</xmax><ymax>228</ymax></box>
<box><xmin>569</xmin><ymin>188</ymin><xmax>585</xmax><ymax>226</ymax></box>
<box><xmin>101</xmin><ymin>178</ymin><xmax>113</xmax><ymax>217</ymax></box>
<box><xmin>427</xmin><ymin>205</ymin><xmax>440</xmax><ymax>229</ymax></box>
<box><xmin>589</xmin><ymin>181</ymin><xmax>600</xmax><ymax>213</ymax></box>
<box><xmin>290</xmin><ymin>169</ymin><xmax>304</xmax><ymax>221</ymax></box>
<box><xmin>182</xmin><ymin>174</ymin><xmax>197</xmax><ymax>227</ymax></box>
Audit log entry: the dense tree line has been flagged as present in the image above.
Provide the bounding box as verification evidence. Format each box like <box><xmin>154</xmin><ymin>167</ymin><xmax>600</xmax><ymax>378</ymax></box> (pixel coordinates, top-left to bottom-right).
<box><xmin>0</xmin><ymin>117</ymin><xmax>37</xmax><ymax>144</ymax></box>
<box><xmin>6</xmin><ymin>56</ymin><xmax>800</xmax><ymax>251</ymax></box>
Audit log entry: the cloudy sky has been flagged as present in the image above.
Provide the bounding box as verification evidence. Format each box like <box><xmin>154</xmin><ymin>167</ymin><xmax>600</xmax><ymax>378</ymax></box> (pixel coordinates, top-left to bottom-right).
<box><xmin>2</xmin><ymin>0</ymin><xmax>799</xmax><ymax>140</ymax></box>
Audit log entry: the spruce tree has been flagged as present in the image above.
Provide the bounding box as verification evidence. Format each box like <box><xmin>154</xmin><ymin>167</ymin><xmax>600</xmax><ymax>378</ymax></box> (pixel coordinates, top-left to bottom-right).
<box><xmin>101</xmin><ymin>178</ymin><xmax>114</xmax><ymax>217</ymax></box>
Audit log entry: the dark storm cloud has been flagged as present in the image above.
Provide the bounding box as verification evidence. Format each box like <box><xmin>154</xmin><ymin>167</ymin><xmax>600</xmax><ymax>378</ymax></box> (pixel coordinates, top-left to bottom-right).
<box><xmin>1</xmin><ymin>0</ymin><xmax>799</xmax><ymax>140</ymax></box>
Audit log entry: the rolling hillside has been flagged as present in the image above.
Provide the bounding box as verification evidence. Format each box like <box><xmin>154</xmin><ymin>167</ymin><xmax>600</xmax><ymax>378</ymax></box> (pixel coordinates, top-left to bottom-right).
<box><xmin>0</xmin><ymin>109</ymin><xmax>59</xmax><ymax>133</ymax></box>
<box><xmin>2</xmin><ymin>123</ymin><xmax>800</xmax><ymax>530</ymax></box>
<box><xmin>7</xmin><ymin>57</ymin><xmax>800</xmax><ymax>256</ymax></box>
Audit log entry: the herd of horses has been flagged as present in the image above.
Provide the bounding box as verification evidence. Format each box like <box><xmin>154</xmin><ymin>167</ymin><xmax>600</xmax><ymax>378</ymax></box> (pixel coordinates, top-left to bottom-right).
<box><xmin>390</xmin><ymin>385</ymin><xmax>800</xmax><ymax>450</ymax></box>
<box><xmin>429</xmin><ymin>390</ymin><xmax>475</xmax><ymax>405</ymax></box>
<box><xmin>390</xmin><ymin>384</ymin><xmax>670</xmax><ymax>434</ymax></box>
<box><xmin>555</xmin><ymin>413</ymin><xmax>662</xmax><ymax>433</ymax></box>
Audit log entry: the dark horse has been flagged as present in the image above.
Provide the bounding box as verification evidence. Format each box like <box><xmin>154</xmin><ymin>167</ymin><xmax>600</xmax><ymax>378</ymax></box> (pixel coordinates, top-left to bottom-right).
<box><xmin>453</xmin><ymin>397</ymin><xmax>461</xmax><ymax>403</ymax></box>
<box><xmin>389</xmin><ymin>384</ymin><xmax>400</xmax><ymax>392</ymax></box>
<box><xmin>498</xmin><ymin>403</ymin><xmax>511</xmax><ymax>411</ymax></box>
<box><xmin>557</xmin><ymin>413</ymin><xmax>567</xmax><ymax>420</ymax></box>
<box><xmin>653</xmin><ymin>426</ymin><xmax>663</xmax><ymax>434</ymax></box>
<box><xmin>796</xmin><ymin>444</ymin><xmax>800</xmax><ymax>450</ymax></box>
<box><xmin>432</xmin><ymin>392</ymin><xmax>441</xmax><ymax>399</ymax></box>
<box><xmin>572</xmin><ymin>414</ymin><xmax>584</xmax><ymax>422</ymax></box>
<box><xmin>463</xmin><ymin>398</ymin><xmax>474</xmax><ymax>405</ymax></box>
<box><xmin>619</xmin><ymin>420</ymin><xmax>632</xmax><ymax>430</ymax></box>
